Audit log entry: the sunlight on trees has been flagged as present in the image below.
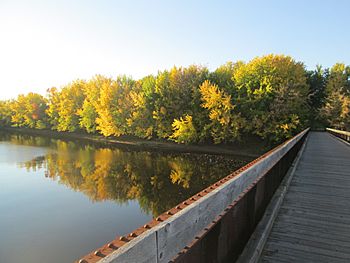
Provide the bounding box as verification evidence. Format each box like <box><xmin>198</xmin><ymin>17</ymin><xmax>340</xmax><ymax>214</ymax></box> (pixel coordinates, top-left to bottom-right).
<box><xmin>320</xmin><ymin>63</ymin><xmax>350</xmax><ymax>130</ymax></box>
<box><xmin>127</xmin><ymin>76</ymin><xmax>156</xmax><ymax>139</ymax></box>
<box><xmin>170</xmin><ymin>115</ymin><xmax>197</xmax><ymax>144</ymax></box>
<box><xmin>0</xmin><ymin>100</ymin><xmax>13</xmax><ymax>127</ymax></box>
<box><xmin>11</xmin><ymin>93</ymin><xmax>48</xmax><ymax>129</ymax></box>
<box><xmin>1</xmin><ymin>54</ymin><xmax>349</xmax><ymax>143</ymax></box>
<box><xmin>233</xmin><ymin>54</ymin><xmax>309</xmax><ymax>141</ymax></box>
<box><xmin>200</xmin><ymin>80</ymin><xmax>244</xmax><ymax>143</ymax></box>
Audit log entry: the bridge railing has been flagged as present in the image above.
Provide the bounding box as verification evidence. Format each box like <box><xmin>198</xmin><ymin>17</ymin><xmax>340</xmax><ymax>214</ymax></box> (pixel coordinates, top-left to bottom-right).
<box><xmin>77</xmin><ymin>128</ymin><xmax>309</xmax><ymax>263</ymax></box>
<box><xmin>326</xmin><ymin>128</ymin><xmax>350</xmax><ymax>142</ymax></box>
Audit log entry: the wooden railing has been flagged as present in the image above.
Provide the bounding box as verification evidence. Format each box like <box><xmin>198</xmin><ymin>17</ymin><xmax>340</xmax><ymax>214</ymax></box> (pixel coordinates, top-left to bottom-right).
<box><xmin>77</xmin><ymin>128</ymin><xmax>309</xmax><ymax>263</ymax></box>
<box><xmin>326</xmin><ymin>128</ymin><xmax>350</xmax><ymax>143</ymax></box>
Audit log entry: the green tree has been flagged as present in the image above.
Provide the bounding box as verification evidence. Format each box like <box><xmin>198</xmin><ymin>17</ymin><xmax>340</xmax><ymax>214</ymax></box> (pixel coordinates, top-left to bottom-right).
<box><xmin>321</xmin><ymin>63</ymin><xmax>350</xmax><ymax>129</ymax></box>
<box><xmin>306</xmin><ymin>65</ymin><xmax>328</xmax><ymax>128</ymax></box>
<box><xmin>233</xmin><ymin>54</ymin><xmax>309</xmax><ymax>142</ymax></box>
<box><xmin>127</xmin><ymin>75</ymin><xmax>156</xmax><ymax>139</ymax></box>
<box><xmin>209</xmin><ymin>61</ymin><xmax>244</xmax><ymax>94</ymax></box>
<box><xmin>153</xmin><ymin>66</ymin><xmax>209</xmax><ymax>139</ymax></box>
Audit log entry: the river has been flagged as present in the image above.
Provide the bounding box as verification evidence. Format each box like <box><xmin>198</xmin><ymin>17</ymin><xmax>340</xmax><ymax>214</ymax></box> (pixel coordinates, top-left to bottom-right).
<box><xmin>0</xmin><ymin>131</ymin><xmax>250</xmax><ymax>263</ymax></box>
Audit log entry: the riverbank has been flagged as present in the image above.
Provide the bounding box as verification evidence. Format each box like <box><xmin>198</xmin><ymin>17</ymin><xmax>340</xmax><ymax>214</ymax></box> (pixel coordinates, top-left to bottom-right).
<box><xmin>0</xmin><ymin>127</ymin><xmax>268</xmax><ymax>158</ymax></box>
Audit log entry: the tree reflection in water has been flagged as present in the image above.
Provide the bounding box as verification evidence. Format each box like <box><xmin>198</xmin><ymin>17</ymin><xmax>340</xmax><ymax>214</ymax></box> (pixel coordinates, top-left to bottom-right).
<box><xmin>2</xmin><ymin>132</ymin><xmax>249</xmax><ymax>217</ymax></box>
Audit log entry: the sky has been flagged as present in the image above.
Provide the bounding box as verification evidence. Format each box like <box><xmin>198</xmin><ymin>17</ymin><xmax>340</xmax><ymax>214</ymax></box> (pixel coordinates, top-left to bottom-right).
<box><xmin>0</xmin><ymin>0</ymin><xmax>349</xmax><ymax>100</ymax></box>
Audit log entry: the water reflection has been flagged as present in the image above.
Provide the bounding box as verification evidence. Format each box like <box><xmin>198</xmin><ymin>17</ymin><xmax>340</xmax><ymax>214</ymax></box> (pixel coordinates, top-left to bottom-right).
<box><xmin>1</xmin><ymin>131</ymin><xmax>249</xmax><ymax>217</ymax></box>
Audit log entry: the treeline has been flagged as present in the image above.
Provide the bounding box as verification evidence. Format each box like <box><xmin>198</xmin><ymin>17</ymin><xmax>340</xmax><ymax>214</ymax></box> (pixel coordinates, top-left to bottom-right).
<box><xmin>0</xmin><ymin>54</ymin><xmax>349</xmax><ymax>144</ymax></box>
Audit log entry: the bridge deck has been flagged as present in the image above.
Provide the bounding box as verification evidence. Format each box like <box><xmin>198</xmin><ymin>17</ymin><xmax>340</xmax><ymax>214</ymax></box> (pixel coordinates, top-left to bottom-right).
<box><xmin>259</xmin><ymin>132</ymin><xmax>350</xmax><ymax>263</ymax></box>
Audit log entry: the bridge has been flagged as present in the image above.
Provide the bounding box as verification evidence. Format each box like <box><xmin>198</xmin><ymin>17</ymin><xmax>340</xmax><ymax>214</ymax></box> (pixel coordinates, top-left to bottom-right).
<box><xmin>77</xmin><ymin>128</ymin><xmax>350</xmax><ymax>263</ymax></box>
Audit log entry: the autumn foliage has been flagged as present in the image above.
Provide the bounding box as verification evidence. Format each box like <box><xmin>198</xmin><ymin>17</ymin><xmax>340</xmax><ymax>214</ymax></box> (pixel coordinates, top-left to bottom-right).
<box><xmin>0</xmin><ymin>54</ymin><xmax>348</xmax><ymax>144</ymax></box>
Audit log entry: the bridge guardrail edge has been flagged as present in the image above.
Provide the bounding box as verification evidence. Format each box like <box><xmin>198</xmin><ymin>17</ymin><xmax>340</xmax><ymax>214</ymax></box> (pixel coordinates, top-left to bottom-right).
<box><xmin>77</xmin><ymin>128</ymin><xmax>310</xmax><ymax>263</ymax></box>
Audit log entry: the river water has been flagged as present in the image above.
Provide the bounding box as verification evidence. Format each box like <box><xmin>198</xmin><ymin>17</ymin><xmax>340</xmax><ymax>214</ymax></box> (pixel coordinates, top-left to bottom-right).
<box><xmin>0</xmin><ymin>131</ymin><xmax>249</xmax><ymax>263</ymax></box>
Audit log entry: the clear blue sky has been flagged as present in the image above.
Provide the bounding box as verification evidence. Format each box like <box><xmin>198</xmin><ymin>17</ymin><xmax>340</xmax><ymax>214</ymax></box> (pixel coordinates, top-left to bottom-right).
<box><xmin>0</xmin><ymin>0</ymin><xmax>349</xmax><ymax>100</ymax></box>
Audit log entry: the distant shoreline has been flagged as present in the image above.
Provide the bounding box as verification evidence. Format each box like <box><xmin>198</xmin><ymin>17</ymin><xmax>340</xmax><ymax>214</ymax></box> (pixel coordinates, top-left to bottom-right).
<box><xmin>0</xmin><ymin>127</ymin><xmax>266</xmax><ymax>158</ymax></box>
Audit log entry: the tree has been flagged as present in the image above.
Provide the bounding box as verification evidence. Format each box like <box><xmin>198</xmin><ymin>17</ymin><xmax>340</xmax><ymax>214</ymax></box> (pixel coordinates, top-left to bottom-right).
<box><xmin>78</xmin><ymin>75</ymin><xmax>108</xmax><ymax>133</ymax></box>
<box><xmin>95</xmin><ymin>76</ymin><xmax>134</xmax><ymax>137</ymax></box>
<box><xmin>127</xmin><ymin>76</ymin><xmax>156</xmax><ymax>139</ymax></box>
<box><xmin>2</xmin><ymin>55</ymin><xmax>340</xmax><ymax>143</ymax></box>
<box><xmin>153</xmin><ymin>65</ymin><xmax>209</xmax><ymax>139</ymax></box>
<box><xmin>170</xmin><ymin>115</ymin><xmax>197</xmax><ymax>144</ymax></box>
<box><xmin>233</xmin><ymin>54</ymin><xmax>309</xmax><ymax>142</ymax></box>
<box><xmin>78</xmin><ymin>100</ymin><xmax>98</xmax><ymax>133</ymax></box>
<box><xmin>0</xmin><ymin>100</ymin><xmax>13</xmax><ymax>127</ymax></box>
<box><xmin>11</xmin><ymin>93</ymin><xmax>48</xmax><ymax>129</ymax></box>
<box><xmin>306</xmin><ymin>65</ymin><xmax>328</xmax><ymax>128</ymax></box>
<box><xmin>199</xmin><ymin>80</ymin><xmax>244</xmax><ymax>143</ymax></box>
<box><xmin>46</xmin><ymin>87</ymin><xmax>60</xmax><ymax>129</ymax></box>
<box><xmin>321</xmin><ymin>63</ymin><xmax>350</xmax><ymax>129</ymax></box>
<box><xmin>209</xmin><ymin>61</ymin><xmax>244</xmax><ymax>94</ymax></box>
<box><xmin>56</xmin><ymin>80</ymin><xmax>86</xmax><ymax>132</ymax></box>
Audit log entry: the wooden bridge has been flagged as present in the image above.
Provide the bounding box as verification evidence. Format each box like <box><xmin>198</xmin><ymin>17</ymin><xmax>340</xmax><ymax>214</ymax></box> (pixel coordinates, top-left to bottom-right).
<box><xmin>257</xmin><ymin>131</ymin><xmax>350</xmax><ymax>262</ymax></box>
<box><xmin>77</xmin><ymin>128</ymin><xmax>350</xmax><ymax>263</ymax></box>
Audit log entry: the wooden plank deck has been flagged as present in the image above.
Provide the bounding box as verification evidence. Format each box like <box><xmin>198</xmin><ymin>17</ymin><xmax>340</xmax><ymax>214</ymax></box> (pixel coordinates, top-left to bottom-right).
<box><xmin>259</xmin><ymin>132</ymin><xmax>350</xmax><ymax>263</ymax></box>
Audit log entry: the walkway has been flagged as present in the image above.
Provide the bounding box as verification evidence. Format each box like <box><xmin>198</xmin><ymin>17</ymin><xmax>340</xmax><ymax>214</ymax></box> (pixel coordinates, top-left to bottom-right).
<box><xmin>259</xmin><ymin>132</ymin><xmax>350</xmax><ymax>262</ymax></box>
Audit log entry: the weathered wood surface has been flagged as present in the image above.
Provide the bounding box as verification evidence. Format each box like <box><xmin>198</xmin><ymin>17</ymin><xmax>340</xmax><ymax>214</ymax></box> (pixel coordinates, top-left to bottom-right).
<box><xmin>259</xmin><ymin>132</ymin><xmax>350</xmax><ymax>263</ymax></box>
<box><xmin>97</xmin><ymin>131</ymin><xmax>309</xmax><ymax>263</ymax></box>
<box><xmin>326</xmin><ymin>128</ymin><xmax>350</xmax><ymax>137</ymax></box>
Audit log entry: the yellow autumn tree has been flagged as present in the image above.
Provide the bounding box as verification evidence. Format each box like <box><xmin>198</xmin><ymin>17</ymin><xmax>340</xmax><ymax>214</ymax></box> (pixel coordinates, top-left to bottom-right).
<box><xmin>0</xmin><ymin>100</ymin><xmax>13</xmax><ymax>127</ymax></box>
<box><xmin>49</xmin><ymin>80</ymin><xmax>86</xmax><ymax>132</ymax></box>
<box><xmin>170</xmin><ymin>115</ymin><xmax>197</xmax><ymax>144</ymax></box>
<box><xmin>95</xmin><ymin>76</ymin><xmax>134</xmax><ymax>137</ymax></box>
<box><xmin>199</xmin><ymin>80</ymin><xmax>244</xmax><ymax>143</ymax></box>
<box><xmin>233</xmin><ymin>54</ymin><xmax>309</xmax><ymax>142</ymax></box>
<box><xmin>78</xmin><ymin>75</ymin><xmax>110</xmax><ymax>133</ymax></box>
<box><xmin>11</xmin><ymin>93</ymin><xmax>48</xmax><ymax>129</ymax></box>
